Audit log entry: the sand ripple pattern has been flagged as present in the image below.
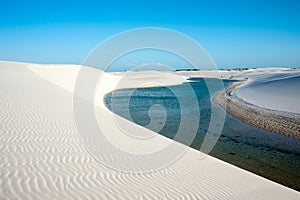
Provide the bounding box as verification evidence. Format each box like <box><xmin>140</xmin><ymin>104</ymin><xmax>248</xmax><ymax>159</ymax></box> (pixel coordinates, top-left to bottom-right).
<box><xmin>0</xmin><ymin>62</ymin><xmax>299</xmax><ymax>199</ymax></box>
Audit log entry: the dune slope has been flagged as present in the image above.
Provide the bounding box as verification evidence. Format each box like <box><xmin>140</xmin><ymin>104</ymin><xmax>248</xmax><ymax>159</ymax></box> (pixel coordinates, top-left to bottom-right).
<box><xmin>0</xmin><ymin>61</ymin><xmax>299</xmax><ymax>199</ymax></box>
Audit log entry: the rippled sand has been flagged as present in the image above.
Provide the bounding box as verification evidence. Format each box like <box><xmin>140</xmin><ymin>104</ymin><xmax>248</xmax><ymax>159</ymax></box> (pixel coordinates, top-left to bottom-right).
<box><xmin>1</xmin><ymin>61</ymin><xmax>299</xmax><ymax>199</ymax></box>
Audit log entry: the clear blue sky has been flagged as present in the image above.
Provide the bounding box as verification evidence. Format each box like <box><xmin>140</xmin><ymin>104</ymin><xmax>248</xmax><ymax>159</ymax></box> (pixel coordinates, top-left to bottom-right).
<box><xmin>0</xmin><ymin>0</ymin><xmax>300</xmax><ymax>70</ymax></box>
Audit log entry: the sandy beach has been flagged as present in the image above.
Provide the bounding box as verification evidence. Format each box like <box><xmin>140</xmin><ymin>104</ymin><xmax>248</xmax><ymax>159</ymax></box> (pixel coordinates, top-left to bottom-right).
<box><xmin>213</xmin><ymin>68</ymin><xmax>300</xmax><ymax>140</ymax></box>
<box><xmin>1</xmin><ymin>61</ymin><xmax>299</xmax><ymax>199</ymax></box>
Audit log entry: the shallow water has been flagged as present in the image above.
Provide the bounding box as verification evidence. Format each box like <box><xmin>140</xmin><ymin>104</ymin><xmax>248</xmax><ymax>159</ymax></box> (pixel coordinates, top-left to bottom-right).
<box><xmin>105</xmin><ymin>78</ymin><xmax>300</xmax><ymax>191</ymax></box>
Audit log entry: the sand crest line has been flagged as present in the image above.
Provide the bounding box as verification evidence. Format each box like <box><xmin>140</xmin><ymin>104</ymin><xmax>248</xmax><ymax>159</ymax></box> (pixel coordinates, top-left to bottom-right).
<box><xmin>0</xmin><ymin>61</ymin><xmax>299</xmax><ymax>199</ymax></box>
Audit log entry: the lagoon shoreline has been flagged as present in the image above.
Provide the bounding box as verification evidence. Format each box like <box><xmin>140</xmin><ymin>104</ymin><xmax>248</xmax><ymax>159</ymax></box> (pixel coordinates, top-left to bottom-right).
<box><xmin>213</xmin><ymin>81</ymin><xmax>300</xmax><ymax>140</ymax></box>
<box><xmin>1</xmin><ymin>61</ymin><xmax>299</xmax><ymax>199</ymax></box>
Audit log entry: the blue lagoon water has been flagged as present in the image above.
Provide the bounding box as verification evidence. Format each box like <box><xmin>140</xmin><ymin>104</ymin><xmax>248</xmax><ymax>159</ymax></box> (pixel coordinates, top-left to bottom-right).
<box><xmin>105</xmin><ymin>78</ymin><xmax>300</xmax><ymax>190</ymax></box>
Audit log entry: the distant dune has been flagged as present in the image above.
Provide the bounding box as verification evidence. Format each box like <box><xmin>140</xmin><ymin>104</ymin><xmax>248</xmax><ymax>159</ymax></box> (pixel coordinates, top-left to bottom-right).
<box><xmin>213</xmin><ymin>68</ymin><xmax>300</xmax><ymax>139</ymax></box>
<box><xmin>236</xmin><ymin>74</ymin><xmax>300</xmax><ymax>114</ymax></box>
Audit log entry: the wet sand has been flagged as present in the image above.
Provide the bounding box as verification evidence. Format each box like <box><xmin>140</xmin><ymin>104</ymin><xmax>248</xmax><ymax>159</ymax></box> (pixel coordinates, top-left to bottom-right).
<box><xmin>213</xmin><ymin>81</ymin><xmax>300</xmax><ymax>140</ymax></box>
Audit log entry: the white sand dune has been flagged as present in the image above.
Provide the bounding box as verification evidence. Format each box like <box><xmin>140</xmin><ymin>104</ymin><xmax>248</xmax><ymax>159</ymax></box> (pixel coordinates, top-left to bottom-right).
<box><xmin>178</xmin><ymin>68</ymin><xmax>300</xmax><ymax>114</ymax></box>
<box><xmin>234</xmin><ymin>69</ymin><xmax>300</xmax><ymax>114</ymax></box>
<box><xmin>0</xmin><ymin>61</ymin><xmax>299</xmax><ymax>199</ymax></box>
